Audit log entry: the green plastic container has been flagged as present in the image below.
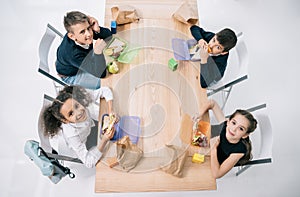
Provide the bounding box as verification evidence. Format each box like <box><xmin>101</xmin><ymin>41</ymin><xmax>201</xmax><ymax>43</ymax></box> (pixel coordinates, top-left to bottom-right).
<box><xmin>168</xmin><ymin>58</ymin><xmax>178</xmax><ymax>71</ymax></box>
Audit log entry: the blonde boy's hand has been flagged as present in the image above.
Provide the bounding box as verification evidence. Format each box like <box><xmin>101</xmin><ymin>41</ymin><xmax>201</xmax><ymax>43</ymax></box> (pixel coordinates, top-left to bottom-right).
<box><xmin>88</xmin><ymin>16</ymin><xmax>100</xmax><ymax>33</ymax></box>
<box><xmin>94</xmin><ymin>39</ymin><xmax>107</xmax><ymax>54</ymax></box>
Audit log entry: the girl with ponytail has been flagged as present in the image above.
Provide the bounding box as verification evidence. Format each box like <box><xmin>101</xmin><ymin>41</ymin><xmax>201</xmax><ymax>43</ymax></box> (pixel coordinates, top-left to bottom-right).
<box><xmin>194</xmin><ymin>99</ymin><xmax>257</xmax><ymax>178</ymax></box>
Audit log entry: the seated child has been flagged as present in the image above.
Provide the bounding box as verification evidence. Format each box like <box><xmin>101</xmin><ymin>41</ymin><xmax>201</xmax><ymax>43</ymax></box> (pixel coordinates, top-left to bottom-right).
<box><xmin>42</xmin><ymin>85</ymin><xmax>116</xmax><ymax>168</ymax></box>
<box><xmin>190</xmin><ymin>25</ymin><xmax>237</xmax><ymax>88</ymax></box>
<box><xmin>56</xmin><ymin>11</ymin><xmax>112</xmax><ymax>90</ymax></box>
<box><xmin>195</xmin><ymin>99</ymin><xmax>257</xmax><ymax>178</ymax></box>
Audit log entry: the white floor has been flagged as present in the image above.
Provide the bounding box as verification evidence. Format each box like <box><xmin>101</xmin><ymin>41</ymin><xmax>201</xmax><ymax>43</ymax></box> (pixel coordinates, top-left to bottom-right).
<box><xmin>1</xmin><ymin>0</ymin><xmax>300</xmax><ymax>196</ymax></box>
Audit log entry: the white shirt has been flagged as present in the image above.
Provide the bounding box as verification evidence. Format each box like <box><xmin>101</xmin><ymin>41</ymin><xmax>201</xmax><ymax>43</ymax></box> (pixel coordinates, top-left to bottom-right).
<box><xmin>75</xmin><ymin>41</ymin><xmax>90</xmax><ymax>50</ymax></box>
<box><xmin>61</xmin><ymin>87</ymin><xmax>113</xmax><ymax>168</ymax></box>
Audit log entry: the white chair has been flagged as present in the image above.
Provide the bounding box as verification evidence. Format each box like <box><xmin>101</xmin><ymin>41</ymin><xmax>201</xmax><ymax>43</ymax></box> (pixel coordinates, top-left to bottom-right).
<box><xmin>207</xmin><ymin>32</ymin><xmax>248</xmax><ymax>110</ymax></box>
<box><xmin>234</xmin><ymin>104</ymin><xmax>273</xmax><ymax>176</ymax></box>
<box><xmin>38</xmin><ymin>24</ymin><xmax>68</xmax><ymax>94</ymax></box>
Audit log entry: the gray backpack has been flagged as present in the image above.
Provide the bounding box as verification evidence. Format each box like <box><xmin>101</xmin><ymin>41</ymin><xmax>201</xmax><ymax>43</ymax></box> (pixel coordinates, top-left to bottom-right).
<box><xmin>24</xmin><ymin>140</ymin><xmax>75</xmax><ymax>184</ymax></box>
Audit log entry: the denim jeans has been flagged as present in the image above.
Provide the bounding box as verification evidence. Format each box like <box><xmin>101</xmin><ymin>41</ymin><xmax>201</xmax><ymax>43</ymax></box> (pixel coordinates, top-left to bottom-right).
<box><xmin>62</xmin><ymin>70</ymin><xmax>101</xmax><ymax>90</ymax></box>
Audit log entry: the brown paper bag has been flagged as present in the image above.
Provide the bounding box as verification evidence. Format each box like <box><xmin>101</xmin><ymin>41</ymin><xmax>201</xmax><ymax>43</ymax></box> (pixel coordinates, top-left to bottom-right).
<box><xmin>172</xmin><ymin>1</ymin><xmax>198</xmax><ymax>25</ymax></box>
<box><xmin>160</xmin><ymin>145</ymin><xmax>188</xmax><ymax>178</ymax></box>
<box><xmin>111</xmin><ymin>5</ymin><xmax>140</xmax><ymax>25</ymax></box>
<box><xmin>116</xmin><ymin>136</ymin><xmax>143</xmax><ymax>171</ymax></box>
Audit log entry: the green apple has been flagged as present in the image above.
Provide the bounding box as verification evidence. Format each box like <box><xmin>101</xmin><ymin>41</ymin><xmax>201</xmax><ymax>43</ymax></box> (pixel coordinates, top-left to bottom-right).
<box><xmin>107</xmin><ymin>61</ymin><xmax>119</xmax><ymax>74</ymax></box>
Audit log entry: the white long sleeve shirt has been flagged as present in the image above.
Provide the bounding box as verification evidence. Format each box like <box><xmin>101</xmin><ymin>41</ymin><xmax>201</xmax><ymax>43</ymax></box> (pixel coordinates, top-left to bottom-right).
<box><xmin>61</xmin><ymin>87</ymin><xmax>113</xmax><ymax>168</ymax></box>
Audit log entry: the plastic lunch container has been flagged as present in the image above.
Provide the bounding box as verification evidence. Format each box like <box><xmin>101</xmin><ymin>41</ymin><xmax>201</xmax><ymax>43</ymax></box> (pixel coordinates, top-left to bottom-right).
<box><xmin>101</xmin><ymin>114</ymin><xmax>141</xmax><ymax>144</ymax></box>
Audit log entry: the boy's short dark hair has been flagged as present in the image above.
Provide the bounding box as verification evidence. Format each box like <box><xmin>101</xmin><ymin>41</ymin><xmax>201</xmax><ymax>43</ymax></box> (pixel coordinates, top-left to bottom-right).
<box><xmin>216</xmin><ymin>28</ymin><xmax>237</xmax><ymax>52</ymax></box>
<box><xmin>64</xmin><ymin>11</ymin><xmax>89</xmax><ymax>33</ymax></box>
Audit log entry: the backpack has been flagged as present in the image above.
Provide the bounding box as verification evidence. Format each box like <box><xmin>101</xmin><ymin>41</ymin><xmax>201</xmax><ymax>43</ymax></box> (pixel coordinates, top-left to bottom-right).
<box><xmin>24</xmin><ymin>140</ymin><xmax>75</xmax><ymax>184</ymax></box>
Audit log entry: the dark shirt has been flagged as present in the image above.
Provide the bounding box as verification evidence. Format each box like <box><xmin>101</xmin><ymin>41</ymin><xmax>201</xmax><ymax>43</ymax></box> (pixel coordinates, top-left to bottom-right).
<box><xmin>190</xmin><ymin>25</ymin><xmax>229</xmax><ymax>88</ymax></box>
<box><xmin>217</xmin><ymin>122</ymin><xmax>247</xmax><ymax>165</ymax></box>
<box><xmin>56</xmin><ymin>26</ymin><xmax>112</xmax><ymax>77</ymax></box>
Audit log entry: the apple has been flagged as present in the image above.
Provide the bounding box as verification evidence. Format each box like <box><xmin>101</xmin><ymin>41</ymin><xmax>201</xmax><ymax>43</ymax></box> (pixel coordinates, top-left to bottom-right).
<box><xmin>107</xmin><ymin>61</ymin><xmax>119</xmax><ymax>74</ymax></box>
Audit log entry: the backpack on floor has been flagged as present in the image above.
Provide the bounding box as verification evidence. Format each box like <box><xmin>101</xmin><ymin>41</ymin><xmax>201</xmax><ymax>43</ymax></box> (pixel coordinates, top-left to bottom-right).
<box><xmin>24</xmin><ymin>140</ymin><xmax>75</xmax><ymax>184</ymax></box>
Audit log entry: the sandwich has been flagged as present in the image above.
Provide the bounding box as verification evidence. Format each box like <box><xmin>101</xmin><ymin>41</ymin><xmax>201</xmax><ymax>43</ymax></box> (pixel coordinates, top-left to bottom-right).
<box><xmin>207</xmin><ymin>47</ymin><xmax>212</xmax><ymax>53</ymax></box>
<box><xmin>102</xmin><ymin>114</ymin><xmax>118</xmax><ymax>135</ymax></box>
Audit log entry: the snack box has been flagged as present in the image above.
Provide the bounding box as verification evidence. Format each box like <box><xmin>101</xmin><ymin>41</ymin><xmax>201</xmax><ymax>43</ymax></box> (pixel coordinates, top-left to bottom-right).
<box><xmin>104</xmin><ymin>36</ymin><xmax>128</xmax><ymax>59</ymax></box>
<box><xmin>192</xmin><ymin>120</ymin><xmax>211</xmax><ymax>147</ymax></box>
<box><xmin>192</xmin><ymin>153</ymin><xmax>205</xmax><ymax>163</ymax></box>
<box><xmin>171</xmin><ymin>38</ymin><xmax>200</xmax><ymax>61</ymax></box>
<box><xmin>101</xmin><ymin>114</ymin><xmax>141</xmax><ymax>144</ymax></box>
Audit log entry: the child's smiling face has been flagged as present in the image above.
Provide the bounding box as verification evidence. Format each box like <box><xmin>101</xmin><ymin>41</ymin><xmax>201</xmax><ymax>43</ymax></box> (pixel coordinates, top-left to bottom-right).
<box><xmin>60</xmin><ymin>98</ymin><xmax>87</xmax><ymax>123</ymax></box>
<box><xmin>68</xmin><ymin>21</ymin><xmax>94</xmax><ymax>45</ymax></box>
<box><xmin>226</xmin><ymin>113</ymin><xmax>250</xmax><ymax>143</ymax></box>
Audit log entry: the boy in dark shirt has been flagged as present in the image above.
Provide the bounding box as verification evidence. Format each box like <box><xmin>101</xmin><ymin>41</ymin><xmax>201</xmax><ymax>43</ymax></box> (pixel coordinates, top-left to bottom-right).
<box><xmin>56</xmin><ymin>11</ymin><xmax>112</xmax><ymax>90</ymax></box>
<box><xmin>190</xmin><ymin>25</ymin><xmax>237</xmax><ymax>88</ymax></box>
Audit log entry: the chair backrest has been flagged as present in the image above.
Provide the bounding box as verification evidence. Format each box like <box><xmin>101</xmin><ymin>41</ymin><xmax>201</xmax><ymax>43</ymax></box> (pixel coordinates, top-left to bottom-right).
<box><xmin>232</xmin><ymin>104</ymin><xmax>273</xmax><ymax>167</ymax></box>
<box><xmin>249</xmin><ymin>108</ymin><xmax>273</xmax><ymax>162</ymax></box>
<box><xmin>38</xmin><ymin>24</ymin><xmax>67</xmax><ymax>90</ymax></box>
<box><xmin>38</xmin><ymin>94</ymin><xmax>82</xmax><ymax>163</ymax></box>
<box><xmin>207</xmin><ymin>32</ymin><xmax>248</xmax><ymax>95</ymax></box>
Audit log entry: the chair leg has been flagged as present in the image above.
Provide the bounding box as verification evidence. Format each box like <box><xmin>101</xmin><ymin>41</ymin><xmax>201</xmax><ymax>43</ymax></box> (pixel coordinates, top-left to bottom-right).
<box><xmin>236</xmin><ymin>165</ymin><xmax>251</xmax><ymax>176</ymax></box>
<box><xmin>221</xmin><ymin>86</ymin><xmax>232</xmax><ymax>110</ymax></box>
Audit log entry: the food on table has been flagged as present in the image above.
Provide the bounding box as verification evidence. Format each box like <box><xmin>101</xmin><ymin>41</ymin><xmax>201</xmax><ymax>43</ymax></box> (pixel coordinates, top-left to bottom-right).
<box><xmin>105</xmin><ymin>38</ymin><xmax>127</xmax><ymax>58</ymax></box>
<box><xmin>192</xmin><ymin>120</ymin><xmax>210</xmax><ymax>147</ymax></box>
<box><xmin>107</xmin><ymin>61</ymin><xmax>119</xmax><ymax>74</ymax></box>
<box><xmin>104</xmin><ymin>48</ymin><xmax>114</xmax><ymax>56</ymax></box>
<box><xmin>102</xmin><ymin>113</ymin><xmax>118</xmax><ymax>135</ymax></box>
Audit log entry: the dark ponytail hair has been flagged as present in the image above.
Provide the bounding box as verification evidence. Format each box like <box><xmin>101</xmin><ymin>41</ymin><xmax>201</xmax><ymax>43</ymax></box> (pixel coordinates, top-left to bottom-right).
<box><xmin>42</xmin><ymin>85</ymin><xmax>92</xmax><ymax>137</ymax></box>
<box><xmin>229</xmin><ymin>109</ymin><xmax>258</xmax><ymax>165</ymax></box>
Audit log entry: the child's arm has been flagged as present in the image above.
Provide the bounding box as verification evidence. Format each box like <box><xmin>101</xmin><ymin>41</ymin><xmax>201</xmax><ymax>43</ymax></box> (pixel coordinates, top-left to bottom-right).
<box><xmin>95</xmin><ymin>26</ymin><xmax>113</xmax><ymax>40</ymax></box>
<box><xmin>190</xmin><ymin>25</ymin><xmax>214</xmax><ymax>42</ymax></box>
<box><xmin>196</xmin><ymin>99</ymin><xmax>225</xmax><ymax>123</ymax></box>
<box><xmin>98</xmin><ymin>129</ymin><xmax>115</xmax><ymax>152</ymax></box>
<box><xmin>98</xmin><ymin>87</ymin><xmax>114</xmax><ymax>115</ymax></box>
<box><xmin>106</xmin><ymin>100</ymin><xmax>113</xmax><ymax>114</ymax></box>
<box><xmin>209</xmin><ymin>99</ymin><xmax>226</xmax><ymax>123</ymax></box>
<box><xmin>88</xmin><ymin>16</ymin><xmax>112</xmax><ymax>40</ymax></box>
<box><xmin>210</xmin><ymin>137</ymin><xmax>244</xmax><ymax>178</ymax></box>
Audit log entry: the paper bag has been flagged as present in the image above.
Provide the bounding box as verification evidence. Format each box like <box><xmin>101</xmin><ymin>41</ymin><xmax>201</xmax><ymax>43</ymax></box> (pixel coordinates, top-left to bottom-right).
<box><xmin>116</xmin><ymin>136</ymin><xmax>143</xmax><ymax>171</ymax></box>
<box><xmin>111</xmin><ymin>5</ymin><xmax>140</xmax><ymax>25</ymax></box>
<box><xmin>172</xmin><ymin>1</ymin><xmax>198</xmax><ymax>25</ymax></box>
<box><xmin>160</xmin><ymin>145</ymin><xmax>188</xmax><ymax>178</ymax></box>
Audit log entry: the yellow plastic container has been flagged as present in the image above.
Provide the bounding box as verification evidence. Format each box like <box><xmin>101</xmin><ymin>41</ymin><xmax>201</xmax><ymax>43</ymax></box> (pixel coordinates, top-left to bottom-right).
<box><xmin>192</xmin><ymin>153</ymin><xmax>205</xmax><ymax>163</ymax></box>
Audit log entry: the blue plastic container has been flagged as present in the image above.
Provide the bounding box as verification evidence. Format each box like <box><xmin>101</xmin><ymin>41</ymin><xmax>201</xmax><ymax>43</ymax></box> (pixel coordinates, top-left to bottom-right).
<box><xmin>101</xmin><ymin>115</ymin><xmax>141</xmax><ymax>144</ymax></box>
<box><xmin>171</xmin><ymin>38</ymin><xmax>199</xmax><ymax>61</ymax></box>
<box><xmin>119</xmin><ymin>116</ymin><xmax>141</xmax><ymax>144</ymax></box>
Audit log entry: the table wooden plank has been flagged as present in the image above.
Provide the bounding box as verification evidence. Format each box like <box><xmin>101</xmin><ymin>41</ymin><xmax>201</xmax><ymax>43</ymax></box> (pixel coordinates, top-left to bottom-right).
<box><xmin>95</xmin><ymin>156</ymin><xmax>216</xmax><ymax>193</ymax></box>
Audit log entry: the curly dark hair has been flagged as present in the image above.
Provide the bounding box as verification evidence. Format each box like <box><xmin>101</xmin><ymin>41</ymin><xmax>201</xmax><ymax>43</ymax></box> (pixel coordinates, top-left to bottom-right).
<box><xmin>229</xmin><ymin>109</ymin><xmax>258</xmax><ymax>165</ymax></box>
<box><xmin>43</xmin><ymin>85</ymin><xmax>92</xmax><ymax>137</ymax></box>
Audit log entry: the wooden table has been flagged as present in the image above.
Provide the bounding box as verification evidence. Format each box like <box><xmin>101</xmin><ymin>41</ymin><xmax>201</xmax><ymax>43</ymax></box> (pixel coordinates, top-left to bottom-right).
<box><xmin>95</xmin><ymin>0</ymin><xmax>216</xmax><ymax>192</ymax></box>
